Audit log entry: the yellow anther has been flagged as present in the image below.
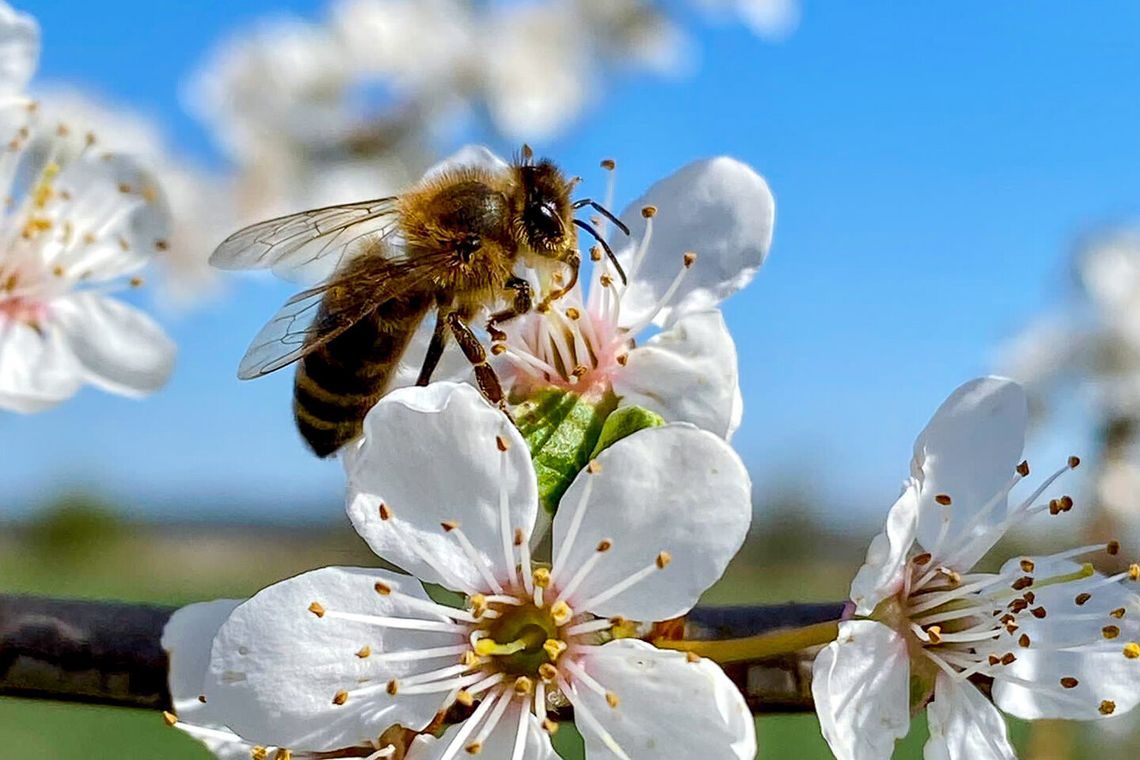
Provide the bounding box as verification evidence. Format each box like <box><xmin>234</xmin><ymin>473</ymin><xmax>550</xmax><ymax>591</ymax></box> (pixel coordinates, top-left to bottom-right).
<box><xmin>1016</xmin><ymin>460</ymin><xmax>1030</xmax><ymax>477</ymax></box>
<box><xmin>1101</xmin><ymin>700</ymin><xmax>1117</xmax><ymax>715</ymax></box>
<box><xmin>539</xmin><ymin>663</ymin><xmax>559</xmax><ymax>681</ymax></box>
<box><xmin>605</xmin><ymin>691</ymin><xmax>620</xmax><ymax>708</ymax></box>
<box><xmin>514</xmin><ymin>676</ymin><xmax>534</xmax><ymax>696</ymax></box>
<box><xmin>925</xmin><ymin>626</ymin><xmax>943</xmax><ymax>645</ymax></box>
<box><xmin>496</xmin><ymin>435</ymin><xmax>509</xmax><ymax>452</ymax></box>
<box><xmin>332</xmin><ymin>689</ymin><xmax>348</xmax><ymax>705</ymax></box>
<box><xmin>596</xmin><ymin>539</ymin><xmax>613</xmax><ymax>553</ymax></box>
<box><xmin>599</xmin><ymin>273</ymin><xmax>613</xmax><ymax>287</ymax></box>
<box><xmin>1060</xmin><ymin>677</ymin><xmax>1079</xmax><ymax>689</ymax></box>
<box><xmin>615</xmin><ymin>353</ymin><xmax>629</xmax><ymax>366</ymax></box>
<box><xmin>551</xmin><ymin>602</ymin><xmax>573</xmax><ymax>626</ymax></box>
<box><xmin>656</xmin><ymin>551</ymin><xmax>672</xmax><ymax>570</ymax></box>
<box><xmin>356</xmin><ymin>645</ymin><xmax>372</xmax><ymax>658</ymax></box>
<box><xmin>566</xmin><ymin>307</ymin><xmax>580</xmax><ymax>320</ymax></box>
<box><xmin>683</xmin><ymin>252</ymin><xmax>697</xmax><ymax>268</ymax></box>
<box><xmin>463</xmin><ymin>650</ymin><xmax>480</xmax><ymax>668</ymax></box>
<box><xmin>1130</xmin><ymin>564</ymin><xmax>1140</xmax><ymax>581</ymax></box>
<box><xmin>162</xmin><ymin>711</ymin><xmax>178</xmax><ymax>727</ymax></box>
<box><xmin>308</xmin><ymin>602</ymin><xmax>326</xmax><ymax>618</ymax></box>
<box><xmin>1018</xmin><ymin>634</ymin><xmax>1031</xmax><ymax>648</ymax></box>
<box><xmin>1069</xmin><ymin>455</ymin><xmax>1081</xmax><ymax>468</ymax></box>
<box><xmin>590</xmin><ymin>246</ymin><xmax>603</xmax><ymax>262</ymax></box>
<box><xmin>1075</xmin><ymin>592</ymin><xmax>1092</xmax><ymax>606</ymax></box>
<box><xmin>533</xmin><ymin>568</ymin><xmax>552</xmax><ymax>588</ymax></box>
<box><xmin>601</xmin><ymin>159</ymin><xmax>616</xmax><ymax>170</ymax></box>
<box><xmin>1112</xmin><ymin>607</ymin><xmax>1127</xmax><ymax>619</ymax></box>
<box><xmin>251</xmin><ymin>748</ymin><xmax>269</xmax><ymax>760</ymax></box>
<box><xmin>465</xmin><ymin>741</ymin><xmax>482</xmax><ymax>754</ymax></box>
<box><xmin>686</xmin><ymin>651</ymin><xmax>701</xmax><ymax>663</ymax></box>
<box><xmin>1108</xmin><ymin>540</ymin><xmax>1121</xmax><ymax>556</ymax></box>
<box><xmin>542</xmin><ymin>718</ymin><xmax>559</xmax><ymax>735</ymax></box>
<box><xmin>934</xmin><ymin>494</ymin><xmax>952</xmax><ymax>506</ymax></box>
<box><xmin>586</xmin><ymin>460</ymin><xmax>602</xmax><ymax>474</ymax></box>
<box><xmin>387</xmin><ymin>679</ymin><xmax>399</xmax><ymax>695</ymax></box>
<box><xmin>31</xmin><ymin>162</ymin><xmax>60</xmax><ymax>209</ymax></box>
<box><xmin>379</xmin><ymin>503</ymin><xmax>392</xmax><ymax>520</ymax></box>
<box><xmin>641</xmin><ymin>206</ymin><xmax>657</xmax><ymax>218</ymax></box>
<box><xmin>1104</xmin><ymin>626</ymin><xmax>1121</xmax><ymax>640</ymax></box>
<box><xmin>274</xmin><ymin>750</ymin><xmax>293</xmax><ymax>760</ymax></box>
<box><xmin>441</xmin><ymin>520</ymin><xmax>459</xmax><ymax>532</ymax></box>
<box><xmin>1020</xmin><ymin>559</ymin><xmax>1035</xmax><ymax>573</ymax></box>
<box><xmin>543</xmin><ymin>638</ymin><xmax>568</xmax><ymax>662</ymax></box>
<box><xmin>1124</xmin><ymin>643</ymin><xmax>1140</xmax><ymax>659</ymax></box>
<box><xmin>375</xmin><ymin>582</ymin><xmax>391</xmax><ymax>596</ymax></box>
<box><xmin>514</xmin><ymin>528</ymin><xmax>525</xmax><ymax>546</ymax></box>
<box><xmin>491</xmin><ymin>343</ymin><xmax>507</xmax><ymax>355</ymax></box>
<box><xmin>456</xmin><ymin>689</ymin><xmax>474</xmax><ymax>706</ymax></box>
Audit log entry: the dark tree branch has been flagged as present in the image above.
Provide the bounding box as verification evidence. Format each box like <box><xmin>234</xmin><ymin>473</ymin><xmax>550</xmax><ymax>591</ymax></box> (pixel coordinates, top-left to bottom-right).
<box><xmin>0</xmin><ymin>594</ymin><xmax>845</xmax><ymax>714</ymax></box>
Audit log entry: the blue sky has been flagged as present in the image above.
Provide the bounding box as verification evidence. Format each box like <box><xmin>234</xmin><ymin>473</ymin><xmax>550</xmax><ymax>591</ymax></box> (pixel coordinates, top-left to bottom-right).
<box><xmin>4</xmin><ymin>1</ymin><xmax>1138</xmax><ymax>524</ymax></box>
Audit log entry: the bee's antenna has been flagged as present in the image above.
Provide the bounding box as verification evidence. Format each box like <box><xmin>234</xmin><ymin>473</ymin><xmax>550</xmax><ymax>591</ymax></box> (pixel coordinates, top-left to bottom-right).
<box><xmin>573</xmin><ymin>218</ymin><xmax>627</xmax><ymax>285</ymax></box>
<box><xmin>573</xmin><ymin>198</ymin><xmax>629</xmax><ymax>236</ymax></box>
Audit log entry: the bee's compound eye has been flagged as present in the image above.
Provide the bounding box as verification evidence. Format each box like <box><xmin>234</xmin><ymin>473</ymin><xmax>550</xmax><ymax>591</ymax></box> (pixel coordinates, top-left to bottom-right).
<box><xmin>456</xmin><ymin>235</ymin><xmax>481</xmax><ymax>264</ymax></box>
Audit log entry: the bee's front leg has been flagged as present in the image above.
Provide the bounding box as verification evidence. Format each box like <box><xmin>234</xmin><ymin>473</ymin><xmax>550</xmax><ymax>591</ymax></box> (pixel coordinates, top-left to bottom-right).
<box><xmin>416</xmin><ymin>308</ymin><xmax>450</xmax><ymax>386</ymax></box>
<box><xmin>486</xmin><ymin>276</ymin><xmax>533</xmax><ymax>342</ymax></box>
<box><xmin>537</xmin><ymin>252</ymin><xmax>581</xmax><ymax>310</ymax></box>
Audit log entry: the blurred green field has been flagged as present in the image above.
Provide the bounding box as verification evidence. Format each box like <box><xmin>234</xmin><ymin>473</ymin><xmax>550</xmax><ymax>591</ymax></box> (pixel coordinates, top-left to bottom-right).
<box><xmin>0</xmin><ymin>500</ymin><xmax>1133</xmax><ymax>759</ymax></box>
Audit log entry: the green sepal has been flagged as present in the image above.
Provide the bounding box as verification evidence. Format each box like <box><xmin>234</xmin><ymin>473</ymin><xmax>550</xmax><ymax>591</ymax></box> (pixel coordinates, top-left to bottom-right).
<box><xmin>515</xmin><ymin>389</ymin><xmax>616</xmax><ymax>515</ymax></box>
<box><xmin>590</xmin><ymin>404</ymin><xmax>666</xmax><ymax>458</ymax></box>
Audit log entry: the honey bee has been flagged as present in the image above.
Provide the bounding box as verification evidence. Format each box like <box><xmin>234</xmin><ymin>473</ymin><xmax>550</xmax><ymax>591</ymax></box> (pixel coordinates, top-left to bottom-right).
<box><xmin>211</xmin><ymin>147</ymin><xmax>628</xmax><ymax>458</ymax></box>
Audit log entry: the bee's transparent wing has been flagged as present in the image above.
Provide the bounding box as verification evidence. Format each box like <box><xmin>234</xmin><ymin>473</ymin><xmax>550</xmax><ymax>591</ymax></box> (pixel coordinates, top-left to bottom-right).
<box><xmin>235</xmin><ymin>253</ymin><xmax>449</xmax><ymax>380</ymax></box>
<box><xmin>210</xmin><ymin>198</ymin><xmax>402</xmax><ymax>284</ymax></box>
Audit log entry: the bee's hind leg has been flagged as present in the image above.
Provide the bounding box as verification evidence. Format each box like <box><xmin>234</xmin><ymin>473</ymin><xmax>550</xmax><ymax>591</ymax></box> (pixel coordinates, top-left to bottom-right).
<box><xmin>446</xmin><ymin>311</ymin><xmax>514</xmax><ymax>423</ymax></box>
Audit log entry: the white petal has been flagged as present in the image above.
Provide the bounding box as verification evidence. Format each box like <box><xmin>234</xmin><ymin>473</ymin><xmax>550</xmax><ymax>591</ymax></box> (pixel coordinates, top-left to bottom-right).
<box><xmin>925</xmin><ymin>673</ymin><xmax>1016</xmax><ymax>760</ymax></box>
<box><xmin>615</xmin><ymin>157</ymin><xmax>774</xmax><ymax>329</ymax></box>
<box><xmin>345</xmin><ymin>382</ymin><xmax>537</xmax><ymax>593</ymax></box>
<box><xmin>205</xmin><ymin>567</ymin><xmax>466</xmax><ymax>751</ymax></box>
<box><xmin>849</xmin><ymin>487</ymin><xmax>919</xmax><ymax>615</ymax></box>
<box><xmin>45</xmin><ymin>151</ymin><xmax>172</xmax><ymax>281</ymax></box>
<box><xmin>811</xmin><ymin>620</ymin><xmax>910</xmax><ymax>760</ymax></box>
<box><xmin>162</xmin><ymin>599</ymin><xmax>244</xmax><ymax>719</ymax></box>
<box><xmin>51</xmin><ymin>293</ymin><xmax>175</xmax><ymax>397</ymax></box>
<box><xmin>612</xmin><ymin>309</ymin><xmax>740</xmax><ymax>438</ymax></box>
<box><xmin>551</xmin><ymin>423</ymin><xmax>751</xmax><ymax>621</ymax></box>
<box><xmin>405</xmin><ymin>700</ymin><xmax>556</xmax><ymax>760</ymax></box>
<box><xmin>0</xmin><ymin>319</ymin><xmax>81</xmax><ymax>412</ymax></box>
<box><xmin>419</xmin><ymin>144</ymin><xmax>510</xmax><ymax>183</ymax></box>
<box><xmin>573</xmin><ymin>639</ymin><xmax>755</xmax><ymax>760</ymax></box>
<box><xmin>910</xmin><ymin>376</ymin><xmax>1027</xmax><ymax>565</ymax></box>
<box><xmin>0</xmin><ymin>2</ymin><xmax>37</xmax><ymax>95</ymax></box>
<box><xmin>991</xmin><ymin>557</ymin><xmax>1140</xmax><ymax>720</ymax></box>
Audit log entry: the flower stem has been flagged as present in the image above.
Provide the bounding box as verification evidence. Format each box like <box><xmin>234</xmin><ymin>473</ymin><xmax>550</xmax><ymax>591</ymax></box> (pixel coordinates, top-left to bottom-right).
<box><xmin>653</xmin><ymin>620</ymin><xmax>840</xmax><ymax>664</ymax></box>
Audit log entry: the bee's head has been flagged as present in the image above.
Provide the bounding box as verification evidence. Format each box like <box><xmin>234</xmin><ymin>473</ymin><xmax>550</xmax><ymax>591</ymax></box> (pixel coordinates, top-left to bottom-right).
<box><xmin>514</xmin><ymin>158</ymin><xmax>574</xmax><ymax>256</ymax></box>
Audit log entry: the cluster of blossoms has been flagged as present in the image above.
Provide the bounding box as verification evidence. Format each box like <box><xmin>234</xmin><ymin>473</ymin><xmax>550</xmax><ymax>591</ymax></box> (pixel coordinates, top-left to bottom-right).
<box><xmin>0</xmin><ymin>2</ymin><xmax>174</xmax><ymax>412</ymax></box>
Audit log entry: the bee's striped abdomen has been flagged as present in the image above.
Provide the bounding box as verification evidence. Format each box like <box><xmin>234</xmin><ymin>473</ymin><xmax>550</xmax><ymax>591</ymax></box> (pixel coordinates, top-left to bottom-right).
<box><xmin>294</xmin><ymin>294</ymin><xmax>432</xmax><ymax>457</ymax></box>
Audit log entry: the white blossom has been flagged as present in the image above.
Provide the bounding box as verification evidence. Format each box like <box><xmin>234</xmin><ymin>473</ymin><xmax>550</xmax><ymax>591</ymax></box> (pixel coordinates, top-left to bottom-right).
<box><xmin>192</xmin><ymin>382</ymin><xmax>754</xmax><ymax>759</ymax></box>
<box><xmin>0</xmin><ymin>2</ymin><xmax>175</xmax><ymax>412</ymax></box>
<box><xmin>813</xmin><ymin>376</ymin><xmax>1140</xmax><ymax>760</ymax></box>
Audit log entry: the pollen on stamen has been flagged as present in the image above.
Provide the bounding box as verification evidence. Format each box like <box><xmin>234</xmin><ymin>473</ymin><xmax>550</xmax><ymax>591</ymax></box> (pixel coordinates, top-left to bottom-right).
<box><xmin>599</xmin><ymin>273</ymin><xmax>613</xmax><ymax>287</ymax></box>
<box><xmin>1012</xmin><ymin>576</ymin><xmax>1034</xmax><ymax>591</ymax></box>
<box><xmin>913</xmin><ymin>552</ymin><xmax>932</xmax><ymax>565</ymax></box>
<box><xmin>1060</xmin><ymin>677</ymin><xmax>1079</xmax><ymax>689</ymax></box>
<box><xmin>471</xmin><ymin>594</ymin><xmax>488</xmax><ymax>617</ymax></box>
<box><xmin>1017</xmin><ymin>460</ymin><xmax>1031</xmax><ymax>477</ymax></box>
<box><xmin>1020</xmin><ymin>559</ymin><xmax>1036</xmax><ymax>573</ymax></box>
<box><xmin>542</xmin><ymin>718</ymin><xmax>559</xmax><ymax>735</ymax></box>
<box><xmin>590</xmin><ymin>245</ymin><xmax>603</xmax><ymax>262</ymax></box>
<box><xmin>514</xmin><ymin>528</ymin><xmax>525</xmax><ymax>546</ymax></box>
<box><xmin>656</xmin><ymin>551</ymin><xmax>672</xmax><ymax>569</ymax></box>
<box><xmin>514</xmin><ymin>676</ymin><xmax>534</xmax><ymax>696</ymax></box>
<box><xmin>615</xmin><ymin>353</ymin><xmax>628</xmax><ymax>366</ymax></box>
<box><xmin>162</xmin><ymin>711</ymin><xmax>178</xmax><ymax>727</ymax></box>
<box><xmin>1031</xmin><ymin>607</ymin><xmax>1047</xmax><ymax>619</ymax></box>
<box><xmin>586</xmin><ymin>460</ymin><xmax>602</xmax><ymax>475</ymax></box>
<box><xmin>641</xmin><ymin>206</ymin><xmax>657</xmax><ymax>218</ymax></box>
<box><xmin>601</xmin><ymin>159</ymin><xmax>616</xmax><ymax>171</ymax></box>
<box><xmin>934</xmin><ymin>494</ymin><xmax>952</xmax><ymax>506</ymax></box>
<box><xmin>375</xmin><ymin>582</ymin><xmax>391</xmax><ymax>596</ymax></box>
<box><xmin>457</xmin><ymin>689</ymin><xmax>475</xmax><ymax>706</ymax></box>
<box><xmin>925</xmin><ymin>626</ymin><xmax>943</xmax><ymax>645</ymax></box>
<box><xmin>686</xmin><ymin>652</ymin><xmax>701</xmax><ymax>663</ymax></box>
<box><xmin>1018</xmin><ymin>633</ymin><xmax>1031</xmax><ymax>648</ymax></box>
<box><xmin>332</xmin><ymin>689</ymin><xmax>349</xmax><ymax>705</ymax></box>
<box><xmin>551</xmin><ymin>602</ymin><xmax>573</xmax><ymax>626</ymax></box>
<box><xmin>252</xmin><ymin>747</ymin><xmax>269</xmax><ymax>760</ymax></box>
<box><xmin>1075</xmin><ymin>592</ymin><xmax>1092</xmax><ymax>606</ymax></box>
<box><xmin>491</xmin><ymin>343</ymin><xmax>507</xmax><ymax>355</ymax></box>
<box><xmin>495</xmin><ymin>435</ymin><xmax>509</xmax><ymax>452</ymax></box>
<box><xmin>356</xmin><ymin>645</ymin><xmax>372</xmax><ymax>658</ymax></box>
<box><xmin>596</xmin><ymin>539</ymin><xmax>613</xmax><ymax>552</ymax></box>
<box><xmin>533</xmin><ymin>568</ymin><xmax>552</xmax><ymax>588</ymax></box>
<box><xmin>544</xmin><ymin>639</ymin><xmax>567</xmax><ymax>662</ymax></box>
<box><xmin>1104</xmin><ymin>626</ymin><xmax>1121</xmax><ymax>640</ymax></box>
<box><xmin>130</xmin><ymin>276</ymin><xmax>144</xmax><ymax>288</ymax></box>
<box><xmin>1108</xmin><ymin>541</ymin><xmax>1121</xmax><ymax>556</ymax></box>
<box><xmin>1124</xmin><ymin>643</ymin><xmax>1140</xmax><ymax>659</ymax></box>
<box><xmin>1069</xmin><ymin>455</ymin><xmax>1081</xmax><ymax>469</ymax></box>
<box><xmin>683</xmin><ymin>252</ymin><xmax>697</xmax><ymax>268</ymax></box>
<box><xmin>1112</xmin><ymin>607</ymin><xmax>1127</xmax><ymax>619</ymax></box>
<box><xmin>1100</xmin><ymin>700</ymin><xmax>1117</xmax><ymax>715</ymax></box>
<box><xmin>605</xmin><ymin>691</ymin><xmax>620</xmax><ymax>708</ymax></box>
<box><xmin>442</xmin><ymin>520</ymin><xmax>459</xmax><ymax>532</ymax></box>
<box><xmin>465</xmin><ymin>741</ymin><xmax>482</xmax><ymax>754</ymax></box>
<box><xmin>379</xmin><ymin>502</ymin><xmax>392</xmax><ymax>520</ymax></box>
<box><xmin>387</xmin><ymin>679</ymin><xmax>400</xmax><ymax>695</ymax></box>
<box><xmin>197</xmin><ymin>695</ymin><xmax>207</xmax><ymax>704</ymax></box>
<box><xmin>539</xmin><ymin>663</ymin><xmax>559</xmax><ymax>681</ymax></box>
<box><xmin>308</xmin><ymin>602</ymin><xmax>326</xmax><ymax>618</ymax></box>
<box><xmin>1130</xmin><ymin>564</ymin><xmax>1140</xmax><ymax>581</ymax></box>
